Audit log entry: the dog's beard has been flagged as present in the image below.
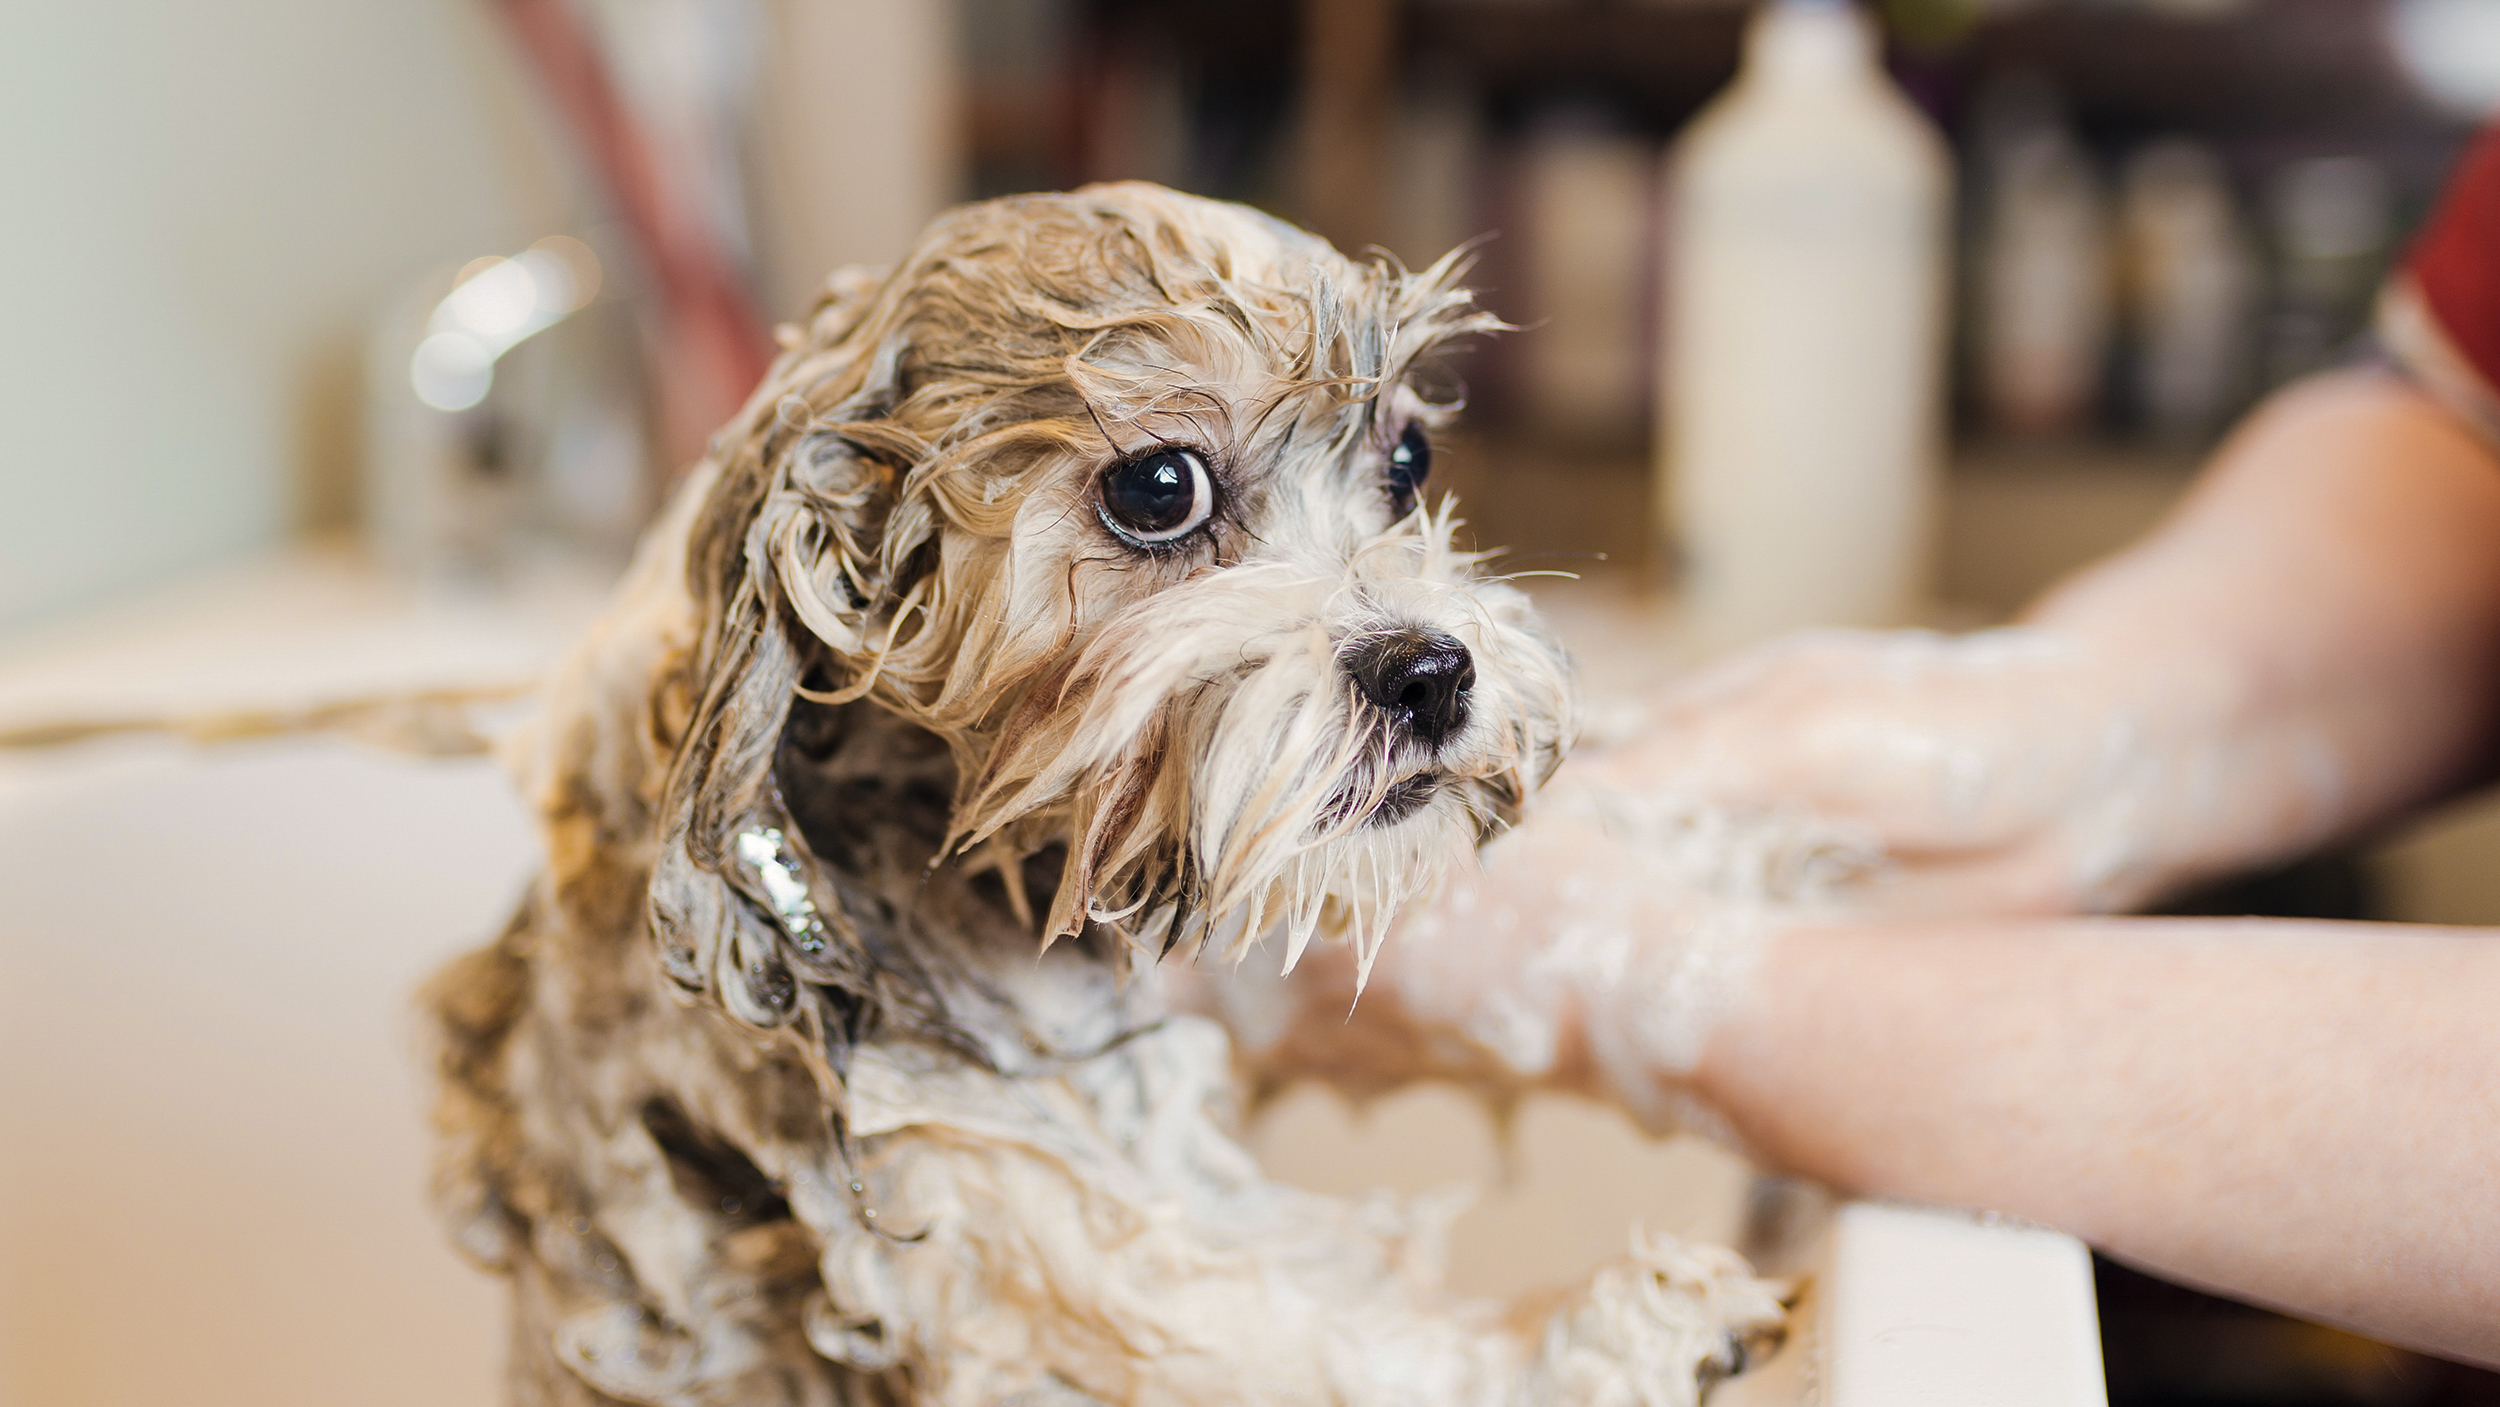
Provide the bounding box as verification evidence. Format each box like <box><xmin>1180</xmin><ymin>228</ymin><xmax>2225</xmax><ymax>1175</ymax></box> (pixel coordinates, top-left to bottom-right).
<box><xmin>953</xmin><ymin>507</ymin><xmax>1571</xmax><ymax>985</ymax></box>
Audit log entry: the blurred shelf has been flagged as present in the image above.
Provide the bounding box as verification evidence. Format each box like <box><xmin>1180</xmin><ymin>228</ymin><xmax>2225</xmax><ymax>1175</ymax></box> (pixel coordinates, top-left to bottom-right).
<box><xmin>1439</xmin><ymin>429</ymin><xmax>2200</xmax><ymax>622</ymax></box>
<box><xmin>1063</xmin><ymin>0</ymin><xmax>2472</xmax><ymax>146</ymax></box>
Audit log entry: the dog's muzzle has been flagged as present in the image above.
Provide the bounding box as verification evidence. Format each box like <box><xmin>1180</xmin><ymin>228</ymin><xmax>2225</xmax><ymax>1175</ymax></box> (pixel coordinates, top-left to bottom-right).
<box><xmin>1346</xmin><ymin>629</ymin><xmax>1474</xmax><ymax>747</ymax></box>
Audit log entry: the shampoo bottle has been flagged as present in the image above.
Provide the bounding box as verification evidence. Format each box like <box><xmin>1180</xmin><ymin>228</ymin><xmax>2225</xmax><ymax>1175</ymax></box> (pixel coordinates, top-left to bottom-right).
<box><xmin>1660</xmin><ymin>0</ymin><xmax>1951</xmax><ymax>650</ymax></box>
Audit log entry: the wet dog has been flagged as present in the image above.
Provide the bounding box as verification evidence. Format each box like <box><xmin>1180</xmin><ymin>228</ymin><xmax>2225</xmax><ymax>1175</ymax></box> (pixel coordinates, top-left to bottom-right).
<box><xmin>423</xmin><ymin>183</ymin><xmax>1782</xmax><ymax>1406</ymax></box>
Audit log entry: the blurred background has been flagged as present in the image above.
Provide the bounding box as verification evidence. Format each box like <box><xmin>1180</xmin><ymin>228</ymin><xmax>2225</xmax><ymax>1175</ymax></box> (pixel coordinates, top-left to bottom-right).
<box><xmin>4</xmin><ymin>1</ymin><xmax>2499</xmax><ymax>1404</ymax></box>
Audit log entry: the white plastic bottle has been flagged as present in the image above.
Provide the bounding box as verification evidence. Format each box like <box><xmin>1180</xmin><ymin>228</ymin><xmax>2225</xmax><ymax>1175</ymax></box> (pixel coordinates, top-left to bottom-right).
<box><xmin>1660</xmin><ymin>0</ymin><xmax>1952</xmax><ymax>651</ymax></box>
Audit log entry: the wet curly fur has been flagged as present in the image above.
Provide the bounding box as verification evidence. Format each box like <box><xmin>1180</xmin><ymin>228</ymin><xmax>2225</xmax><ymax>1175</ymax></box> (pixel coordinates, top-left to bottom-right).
<box><xmin>423</xmin><ymin>183</ymin><xmax>1783</xmax><ymax>1405</ymax></box>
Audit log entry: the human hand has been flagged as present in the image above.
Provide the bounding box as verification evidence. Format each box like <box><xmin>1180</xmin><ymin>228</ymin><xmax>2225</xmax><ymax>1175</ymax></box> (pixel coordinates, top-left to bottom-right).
<box><xmin>1195</xmin><ymin>774</ymin><xmax>1865</xmax><ymax>1138</ymax></box>
<box><xmin>1590</xmin><ymin>625</ymin><xmax>2306</xmax><ymax>918</ymax></box>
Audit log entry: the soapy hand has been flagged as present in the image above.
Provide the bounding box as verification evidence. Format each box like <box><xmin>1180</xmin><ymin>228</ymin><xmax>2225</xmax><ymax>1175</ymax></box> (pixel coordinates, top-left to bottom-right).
<box><xmin>1595</xmin><ymin>625</ymin><xmax>2326</xmax><ymax>918</ymax></box>
<box><xmin>1194</xmin><ymin>771</ymin><xmax>1868</xmax><ymax>1137</ymax></box>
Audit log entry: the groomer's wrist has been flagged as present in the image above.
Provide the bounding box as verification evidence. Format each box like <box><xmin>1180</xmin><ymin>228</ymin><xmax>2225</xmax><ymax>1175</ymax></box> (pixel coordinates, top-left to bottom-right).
<box><xmin>1964</xmin><ymin>617</ymin><xmax>2281</xmax><ymax>911</ymax></box>
<box><xmin>1680</xmin><ymin>916</ymin><xmax>1852</xmax><ymax>1170</ymax></box>
<box><xmin>1559</xmin><ymin>905</ymin><xmax>1793</xmax><ymax>1146</ymax></box>
<box><xmin>2025</xmin><ymin>543</ymin><xmax>2365</xmax><ymax>883</ymax></box>
<box><xmin>2101</xmin><ymin>644</ymin><xmax>2349</xmax><ymax>903</ymax></box>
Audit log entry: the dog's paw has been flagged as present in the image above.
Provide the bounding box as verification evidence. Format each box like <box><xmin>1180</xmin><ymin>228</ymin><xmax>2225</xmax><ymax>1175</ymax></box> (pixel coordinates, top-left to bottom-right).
<box><xmin>1519</xmin><ymin>1231</ymin><xmax>1788</xmax><ymax>1407</ymax></box>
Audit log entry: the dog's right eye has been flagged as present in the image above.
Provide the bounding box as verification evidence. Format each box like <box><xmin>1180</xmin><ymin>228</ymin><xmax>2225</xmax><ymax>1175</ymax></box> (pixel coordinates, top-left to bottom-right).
<box><xmin>1386</xmin><ymin>423</ymin><xmax>1432</xmax><ymax>517</ymax></box>
<box><xmin>1098</xmin><ymin>448</ymin><xmax>1215</xmax><ymax>546</ymax></box>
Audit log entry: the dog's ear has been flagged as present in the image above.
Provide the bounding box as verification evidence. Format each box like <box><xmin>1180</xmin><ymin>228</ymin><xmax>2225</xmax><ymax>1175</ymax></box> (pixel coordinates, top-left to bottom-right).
<box><xmin>757</xmin><ymin>428</ymin><xmax>907</xmax><ymax>671</ymax></box>
<box><xmin>724</xmin><ymin>263</ymin><xmax>940</xmax><ymax>695</ymax></box>
<box><xmin>644</xmin><ymin>265</ymin><xmax>945</xmax><ymax>1049</ymax></box>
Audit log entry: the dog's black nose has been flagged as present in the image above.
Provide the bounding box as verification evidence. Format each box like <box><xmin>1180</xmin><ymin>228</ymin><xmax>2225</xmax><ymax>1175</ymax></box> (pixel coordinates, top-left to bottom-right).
<box><xmin>1347</xmin><ymin>629</ymin><xmax>1474</xmax><ymax>745</ymax></box>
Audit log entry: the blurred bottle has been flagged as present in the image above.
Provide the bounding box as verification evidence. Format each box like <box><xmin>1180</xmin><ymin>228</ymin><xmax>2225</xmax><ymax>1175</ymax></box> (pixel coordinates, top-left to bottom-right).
<box><xmin>2263</xmin><ymin>155</ymin><xmax>2393</xmax><ymax>389</ymax></box>
<box><xmin>1661</xmin><ymin>0</ymin><xmax>1951</xmax><ymax>649</ymax></box>
<box><xmin>1970</xmin><ymin>81</ymin><xmax>2111</xmax><ymax>438</ymax></box>
<box><xmin>1522</xmin><ymin>107</ymin><xmax>1655</xmax><ymax>445</ymax></box>
<box><xmin>2119</xmin><ymin>140</ymin><xmax>2257</xmax><ymax>442</ymax></box>
<box><xmin>1389</xmin><ymin>63</ymin><xmax>1482</xmax><ymax>276</ymax></box>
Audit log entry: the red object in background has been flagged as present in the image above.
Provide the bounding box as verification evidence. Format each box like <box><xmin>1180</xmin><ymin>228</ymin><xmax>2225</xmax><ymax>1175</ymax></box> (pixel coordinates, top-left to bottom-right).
<box><xmin>2406</xmin><ymin>123</ymin><xmax>2500</xmax><ymax>397</ymax></box>
<box><xmin>493</xmin><ymin>0</ymin><xmax>777</xmax><ymax>471</ymax></box>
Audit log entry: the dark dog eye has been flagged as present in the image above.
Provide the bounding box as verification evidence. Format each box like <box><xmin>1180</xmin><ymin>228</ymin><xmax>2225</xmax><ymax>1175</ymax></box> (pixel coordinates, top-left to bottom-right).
<box><xmin>1099</xmin><ymin>448</ymin><xmax>1214</xmax><ymax>545</ymax></box>
<box><xmin>1387</xmin><ymin>423</ymin><xmax>1431</xmax><ymax>516</ymax></box>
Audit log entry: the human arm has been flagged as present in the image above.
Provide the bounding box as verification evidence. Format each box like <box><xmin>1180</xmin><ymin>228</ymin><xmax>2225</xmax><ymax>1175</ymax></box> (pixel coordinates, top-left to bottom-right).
<box><xmin>1201</xmin><ymin>832</ymin><xmax>2500</xmax><ymax>1364</ymax></box>
<box><xmin>1612</xmin><ymin>368</ymin><xmax>2500</xmax><ymax>915</ymax></box>
<box><xmin>1692</xmin><ymin>914</ymin><xmax>2500</xmax><ymax>1367</ymax></box>
<box><xmin>1205</xmin><ymin>844</ymin><xmax>2500</xmax><ymax>1365</ymax></box>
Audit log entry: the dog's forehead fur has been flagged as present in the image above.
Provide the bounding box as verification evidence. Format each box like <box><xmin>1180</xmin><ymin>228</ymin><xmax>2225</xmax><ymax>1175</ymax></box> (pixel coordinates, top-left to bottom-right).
<box><xmin>741</xmin><ymin>182</ymin><xmax>1488</xmax><ymax>584</ymax></box>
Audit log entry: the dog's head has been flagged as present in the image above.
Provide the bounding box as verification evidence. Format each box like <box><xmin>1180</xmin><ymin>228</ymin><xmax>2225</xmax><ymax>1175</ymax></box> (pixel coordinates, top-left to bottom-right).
<box><xmin>621</xmin><ymin>183</ymin><xmax>1571</xmax><ymax>1043</ymax></box>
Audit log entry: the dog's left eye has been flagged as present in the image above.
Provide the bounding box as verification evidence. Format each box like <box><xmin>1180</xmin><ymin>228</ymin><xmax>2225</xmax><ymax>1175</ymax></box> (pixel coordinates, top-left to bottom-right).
<box><xmin>1387</xmin><ymin>423</ymin><xmax>1431</xmax><ymax>516</ymax></box>
<box><xmin>1099</xmin><ymin>448</ymin><xmax>1215</xmax><ymax>545</ymax></box>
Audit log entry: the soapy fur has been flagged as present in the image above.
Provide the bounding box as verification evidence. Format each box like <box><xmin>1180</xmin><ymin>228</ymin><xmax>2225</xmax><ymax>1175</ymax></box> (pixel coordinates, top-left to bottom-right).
<box><xmin>423</xmin><ymin>185</ymin><xmax>1783</xmax><ymax>1406</ymax></box>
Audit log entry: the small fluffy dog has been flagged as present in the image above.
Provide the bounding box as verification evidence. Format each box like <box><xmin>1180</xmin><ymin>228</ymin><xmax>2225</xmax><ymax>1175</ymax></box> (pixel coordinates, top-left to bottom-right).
<box><xmin>425</xmin><ymin>183</ymin><xmax>1783</xmax><ymax>1406</ymax></box>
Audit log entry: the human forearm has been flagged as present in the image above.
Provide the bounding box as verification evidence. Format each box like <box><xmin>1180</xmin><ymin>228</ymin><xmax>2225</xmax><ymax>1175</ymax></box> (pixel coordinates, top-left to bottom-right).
<box><xmin>2019</xmin><ymin>371</ymin><xmax>2500</xmax><ymax>875</ymax></box>
<box><xmin>1693</xmin><ymin>916</ymin><xmax>2500</xmax><ymax>1364</ymax></box>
